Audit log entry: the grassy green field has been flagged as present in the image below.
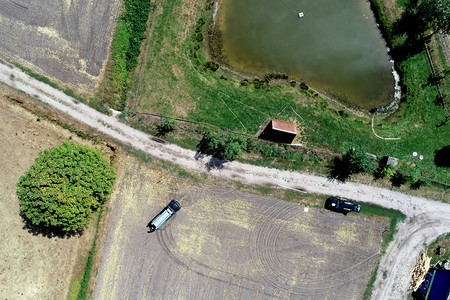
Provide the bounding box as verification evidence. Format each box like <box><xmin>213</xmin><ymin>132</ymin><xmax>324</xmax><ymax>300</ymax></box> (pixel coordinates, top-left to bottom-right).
<box><xmin>130</xmin><ymin>0</ymin><xmax>449</xmax><ymax>184</ymax></box>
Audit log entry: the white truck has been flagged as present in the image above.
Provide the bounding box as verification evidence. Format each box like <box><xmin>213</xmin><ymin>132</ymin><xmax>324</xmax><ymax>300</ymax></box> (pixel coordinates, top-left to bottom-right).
<box><xmin>147</xmin><ymin>199</ymin><xmax>181</xmax><ymax>232</ymax></box>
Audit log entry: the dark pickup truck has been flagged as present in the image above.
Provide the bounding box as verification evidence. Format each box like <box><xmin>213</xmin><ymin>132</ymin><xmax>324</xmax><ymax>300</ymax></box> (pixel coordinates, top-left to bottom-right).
<box><xmin>325</xmin><ymin>197</ymin><xmax>361</xmax><ymax>215</ymax></box>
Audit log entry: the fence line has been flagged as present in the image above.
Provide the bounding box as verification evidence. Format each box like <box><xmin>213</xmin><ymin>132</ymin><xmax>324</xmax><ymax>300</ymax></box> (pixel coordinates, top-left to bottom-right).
<box><xmin>424</xmin><ymin>41</ymin><xmax>449</xmax><ymax>117</ymax></box>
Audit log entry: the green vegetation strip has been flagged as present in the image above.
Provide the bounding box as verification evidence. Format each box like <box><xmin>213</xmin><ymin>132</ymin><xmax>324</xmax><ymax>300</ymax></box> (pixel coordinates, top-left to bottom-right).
<box><xmin>75</xmin><ymin>207</ymin><xmax>104</xmax><ymax>300</ymax></box>
<box><xmin>426</xmin><ymin>232</ymin><xmax>450</xmax><ymax>265</ymax></box>
<box><xmin>10</xmin><ymin>61</ymin><xmax>85</xmax><ymax>103</ymax></box>
<box><xmin>361</xmin><ymin>203</ymin><xmax>406</xmax><ymax>300</ymax></box>
<box><xmin>94</xmin><ymin>0</ymin><xmax>152</xmax><ymax>111</ymax></box>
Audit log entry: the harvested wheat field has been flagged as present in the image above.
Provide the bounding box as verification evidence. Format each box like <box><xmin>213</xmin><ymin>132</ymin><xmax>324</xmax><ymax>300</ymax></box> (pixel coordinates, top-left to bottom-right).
<box><xmin>0</xmin><ymin>0</ymin><xmax>121</xmax><ymax>93</ymax></box>
<box><xmin>94</xmin><ymin>154</ymin><xmax>385</xmax><ymax>300</ymax></box>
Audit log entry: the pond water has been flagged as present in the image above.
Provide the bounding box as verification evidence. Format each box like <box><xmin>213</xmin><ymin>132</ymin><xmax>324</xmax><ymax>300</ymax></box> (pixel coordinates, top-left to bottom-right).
<box><xmin>218</xmin><ymin>0</ymin><xmax>398</xmax><ymax>109</ymax></box>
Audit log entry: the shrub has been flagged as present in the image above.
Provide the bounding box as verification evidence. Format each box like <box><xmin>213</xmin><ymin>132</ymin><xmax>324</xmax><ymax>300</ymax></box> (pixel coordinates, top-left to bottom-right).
<box><xmin>157</xmin><ymin>117</ymin><xmax>177</xmax><ymax>136</ymax></box>
<box><xmin>378</xmin><ymin>164</ymin><xmax>397</xmax><ymax>179</ymax></box>
<box><xmin>16</xmin><ymin>141</ymin><xmax>116</xmax><ymax>232</ymax></box>
<box><xmin>328</xmin><ymin>148</ymin><xmax>375</xmax><ymax>182</ymax></box>
<box><xmin>343</xmin><ymin>148</ymin><xmax>376</xmax><ymax>174</ymax></box>
<box><xmin>240</xmin><ymin>79</ymin><xmax>250</xmax><ymax>86</ymax></box>
<box><xmin>204</xmin><ymin>61</ymin><xmax>219</xmax><ymax>72</ymax></box>
<box><xmin>195</xmin><ymin>32</ymin><xmax>204</xmax><ymax>42</ymax></box>
<box><xmin>197</xmin><ymin>130</ymin><xmax>247</xmax><ymax>160</ymax></box>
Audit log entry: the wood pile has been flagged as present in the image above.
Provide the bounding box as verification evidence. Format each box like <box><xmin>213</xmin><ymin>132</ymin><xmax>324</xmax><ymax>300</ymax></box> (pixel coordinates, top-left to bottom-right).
<box><xmin>410</xmin><ymin>253</ymin><xmax>431</xmax><ymax>291</ymax></box>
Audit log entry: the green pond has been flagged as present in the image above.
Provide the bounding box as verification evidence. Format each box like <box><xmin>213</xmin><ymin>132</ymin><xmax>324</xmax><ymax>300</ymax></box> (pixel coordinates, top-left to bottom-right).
<box><xmin>217</xmin><ymin>0</ymin><xmax>400</xmax><ymax>109</ymax></box>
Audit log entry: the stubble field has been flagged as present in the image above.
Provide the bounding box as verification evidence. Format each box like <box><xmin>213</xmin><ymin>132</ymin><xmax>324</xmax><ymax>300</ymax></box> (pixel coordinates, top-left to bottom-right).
<box><xmin>94</xmin><ymin>154</ymin><xmax>386</xmax><ymax>300</ymax></box>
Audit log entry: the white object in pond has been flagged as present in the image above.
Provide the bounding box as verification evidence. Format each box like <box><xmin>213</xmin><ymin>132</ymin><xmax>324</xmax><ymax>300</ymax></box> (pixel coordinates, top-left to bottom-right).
<box><xmin>298</xmin><ymin>12</ymin><xmax>304</xmax><ymax>18</ymax></box>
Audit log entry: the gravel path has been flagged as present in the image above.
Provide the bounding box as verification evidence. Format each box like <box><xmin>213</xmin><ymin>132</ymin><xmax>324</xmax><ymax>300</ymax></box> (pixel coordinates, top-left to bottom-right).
<box><xmin>1</xmin><ymin>58</ymin><xmax>449</xmax><ymax>300</ymax></box>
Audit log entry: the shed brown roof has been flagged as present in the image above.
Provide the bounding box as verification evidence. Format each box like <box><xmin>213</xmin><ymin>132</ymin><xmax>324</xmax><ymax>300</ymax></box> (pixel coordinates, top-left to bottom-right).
<box><xmin>271</xmin><ymin>120</ymin><xmax>297</xmax><ymax>134</ymax></box>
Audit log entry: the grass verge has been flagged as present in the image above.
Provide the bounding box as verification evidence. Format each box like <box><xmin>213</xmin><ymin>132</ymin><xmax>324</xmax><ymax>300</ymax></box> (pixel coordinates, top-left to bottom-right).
<box><xmin>93</xmin><ymin>0</ymin><xmax>153</xmax><ymax>111</ymax></box>
<box><xmin>425</xmin><ymin>232</ymin><xmax>450</xmax><ymax>265</ymax></box>
<box><xmin>10</xmin><ymin>61</ymin><xmax>85</xmax><ymax>103</ymax></box>
<box><xmin>66</xmin><ymin>206</ymin><xmax>104</xmax><ymax>300</ymax></box>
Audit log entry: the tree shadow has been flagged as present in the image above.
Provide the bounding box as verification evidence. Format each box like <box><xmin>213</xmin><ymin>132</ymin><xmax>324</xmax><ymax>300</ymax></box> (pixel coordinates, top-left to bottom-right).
<box><xmin>194</xmin><ymin>151</ymin><xmax>205</xmax><ymax>160</ymax></box>
<box><xmin>327</xmin><ymin>157</ymin><xmax>351</xmax><ymax>183</ymax></box>
<box><xmin>410</xmin><ymin>180</ymin><xmax>426</xmax><ymax>190</ymax></box>
<box><xmin>390</xmin><ymin>171</ymin><xmax>406</xmax><ymax>187</ymax></box>
<box><xmin>435</xmin><ymin>145</ymin><xmax>450</xmax><ymax>167</ymax></box>
<box><xmin>390</xmin><ymin>3</ymin><xmax>430</xmax><ymax>60</ymax></box>
<box><xmin>21</xmin><ymin>216</ymin><xmax>81</xmax><ymax>239</ymax></box>
<box><xmin>205</xmin><ymin>157</ymin><xmax>226</xmax><ymax>171</ymax></box>
<box><xmin>155</xmin><ymin>125</ymin><xmax>171</xmax><ymax>137</ymax></box>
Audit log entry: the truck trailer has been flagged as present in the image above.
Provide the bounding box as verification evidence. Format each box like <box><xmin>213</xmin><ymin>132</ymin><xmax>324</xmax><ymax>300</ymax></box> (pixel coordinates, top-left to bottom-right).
<box><xmin>147</xmin><ymin>199</ymin><xmax>181</xmax><ymax>232</ymax></box>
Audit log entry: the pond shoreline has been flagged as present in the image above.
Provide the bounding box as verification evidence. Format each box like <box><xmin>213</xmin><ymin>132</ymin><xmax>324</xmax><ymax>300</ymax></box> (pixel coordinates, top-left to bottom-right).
<box><xmin>208</xmin><ymin>0</ymin><xmax>401</xmax><ymax>115</ymax></box>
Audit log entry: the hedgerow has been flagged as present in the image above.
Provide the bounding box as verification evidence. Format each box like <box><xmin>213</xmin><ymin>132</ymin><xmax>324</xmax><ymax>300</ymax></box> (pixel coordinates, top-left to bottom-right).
<box><xmin>96</xmin><ymin>0</ymin><xmax>152</xmax><ymax>110</ymax></box>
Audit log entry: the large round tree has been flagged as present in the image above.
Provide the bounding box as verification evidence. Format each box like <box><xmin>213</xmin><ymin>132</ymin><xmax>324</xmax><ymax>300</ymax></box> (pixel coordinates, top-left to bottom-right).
<box><xmin>16</xmin><ymin>141</ymin><xmax>116</xmax><ymax>232</ymax></box>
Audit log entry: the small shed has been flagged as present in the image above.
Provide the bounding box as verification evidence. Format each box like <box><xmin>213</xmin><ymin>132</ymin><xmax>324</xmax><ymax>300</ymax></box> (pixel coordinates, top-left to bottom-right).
<box><xmin>259</xmin><ymin>119</ymin><xmax>297</xmax><ymax>144</ymax></box>
<box><xmin>379</xmin><ymin>156</ymin><xmax>399</xmax><ymax>167</ymax></box>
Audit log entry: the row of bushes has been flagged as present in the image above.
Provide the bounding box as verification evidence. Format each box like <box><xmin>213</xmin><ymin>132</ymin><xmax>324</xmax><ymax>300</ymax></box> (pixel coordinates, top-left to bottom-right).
<box><xmin>195</xmin><ymin>127</ymin><xmax>315</xmax><ymax>163</ymax></box>
<box><xmin>194</xmin><ymin>126</ymin><xmax>434</xmax><ymax>189</ymax></box>
<box><xmin>328</xmin><ymin>148</ymin><xmax>433</xmax><ymax>189</ymax></box>
<box><xmin>189</xmin><ymin>17</ymin><xmax>220</xmax><ymax>72</ymax></box>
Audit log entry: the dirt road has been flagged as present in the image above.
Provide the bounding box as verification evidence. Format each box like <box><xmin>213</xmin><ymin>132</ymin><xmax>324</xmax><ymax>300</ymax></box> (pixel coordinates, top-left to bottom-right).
<box><xmin>1</xmin><ymin>57</ymin><xmax>449</xmax><ymax>299</ymax></box>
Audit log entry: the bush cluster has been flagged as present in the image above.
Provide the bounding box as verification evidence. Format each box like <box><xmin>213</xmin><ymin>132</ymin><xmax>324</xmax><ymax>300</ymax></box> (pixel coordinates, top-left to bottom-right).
<box><xmin>122</xmin><ymin>0</ymin><xmax>153</xmax><ymax>71</ymax></box>
<box><xmin>157</xmin><ymin>117</ymin><xmax>177</xmax><ymax>136</ymax></box>
<box><xmin>197</xmin><ymin>129</ymin><xmax>248</xmax><ymax>160</ymax></box>
<box><xmin>16</xmin><ymin>141</ymin><xmax>116</xmax><ymax>232</ymax></box>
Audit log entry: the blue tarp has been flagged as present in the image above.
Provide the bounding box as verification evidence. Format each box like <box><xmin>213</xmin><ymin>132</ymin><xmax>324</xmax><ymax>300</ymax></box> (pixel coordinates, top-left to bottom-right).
<box><xmin>426</xmin><ymin>269</ymin><xmax>450</xmax><ymax>300</ymax></box>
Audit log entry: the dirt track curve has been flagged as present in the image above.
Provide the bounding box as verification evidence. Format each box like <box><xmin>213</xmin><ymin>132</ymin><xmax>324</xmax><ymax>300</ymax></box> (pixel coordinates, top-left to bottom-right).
<box><xmin>1</xmin><ymin>58</ymin><xmax>449</xmax><ymax>300</ymax></box>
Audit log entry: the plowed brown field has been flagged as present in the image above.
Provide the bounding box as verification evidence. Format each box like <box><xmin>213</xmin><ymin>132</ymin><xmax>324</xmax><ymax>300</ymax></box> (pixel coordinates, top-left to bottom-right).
<box><xmin>0</xmin><ymin>0</ymin><xmax>121</xmax><ymax>94</ymax></box>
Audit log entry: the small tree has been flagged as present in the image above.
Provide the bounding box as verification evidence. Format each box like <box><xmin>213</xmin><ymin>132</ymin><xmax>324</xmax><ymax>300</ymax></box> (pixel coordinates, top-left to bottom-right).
<box><xmin>328</xmin><ymin>148</ymin><xmax>375</xmax><ymax>182</ymax></box>
<box><xmin>378</xmin><ymin>164</ymin><xmax>397</xmax><ymax>179</ymax></box>
<box><xmin>408</xmin><ymin>167</ymin><xmax>431</xmax><ymax>190</ymax></box>
<box><xmin>16</xmin><ymin>141</ymin><xmax>116</xmax><ymax>232</ymax></box>
<box><xmin>342</xmin><ymin>148</ymin><xmax>375</xmax><ymax>175</ymax></box>
<box><xmin>197</xmin><ymin>130</ymin><xmax>247</xmax><ymax>160</ymax></box>
<box><xmin>157</xmin><ymin>117</ymin><xmax>176</xmax><ymax>136</ymax></box>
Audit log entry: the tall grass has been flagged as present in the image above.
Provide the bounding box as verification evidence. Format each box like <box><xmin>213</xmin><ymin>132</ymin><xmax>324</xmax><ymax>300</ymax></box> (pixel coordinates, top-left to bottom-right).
<box><xmin>69</xmin><ymin>206</ymin><xmax>104</xmax><ymax>300</ymax></box>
